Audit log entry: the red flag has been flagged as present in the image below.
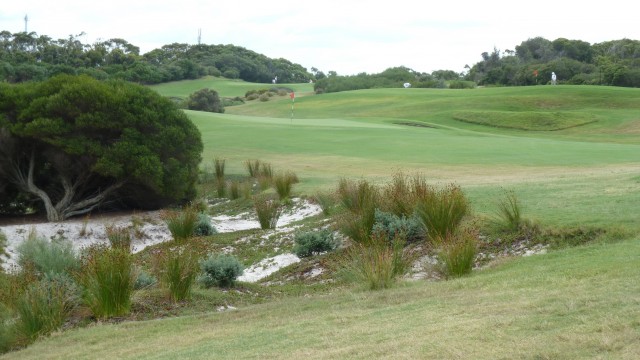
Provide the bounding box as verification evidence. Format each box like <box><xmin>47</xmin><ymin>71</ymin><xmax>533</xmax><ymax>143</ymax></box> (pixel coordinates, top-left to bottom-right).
<box><xmin>290</xmin><ymin>92</ymin><xmax>295</xmax><ymax>100</ymax></box>
<box><xmin>533</xmin><ymin>69</ymin><xmax>539</xmax><ymax>77</ymax></box>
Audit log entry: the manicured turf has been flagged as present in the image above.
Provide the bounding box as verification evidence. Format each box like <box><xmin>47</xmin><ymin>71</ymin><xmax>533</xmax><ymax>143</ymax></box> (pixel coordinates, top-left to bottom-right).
<box><xmin>149</xmin><ymin>76</ymin><xmax>314</xmax><ymax>99</ymax></box>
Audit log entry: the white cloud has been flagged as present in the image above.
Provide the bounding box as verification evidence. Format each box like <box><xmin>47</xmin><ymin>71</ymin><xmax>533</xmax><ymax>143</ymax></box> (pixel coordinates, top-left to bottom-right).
<box><xmin>2</xmin><ymin>0</ymin><xmax>638</xmax><ymax>75</ymax></box>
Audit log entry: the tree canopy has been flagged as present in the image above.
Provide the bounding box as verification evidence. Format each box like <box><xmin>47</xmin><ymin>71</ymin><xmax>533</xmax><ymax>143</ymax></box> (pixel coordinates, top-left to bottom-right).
<box><xmin>0</xmin><ymin>31</ymin><xmax>313</xmax><ymax>84</ymax></box>
<box><xmin>0</xmin><ymin>75</ymin><xmax>203</xmax><ymax>221</ymax></box>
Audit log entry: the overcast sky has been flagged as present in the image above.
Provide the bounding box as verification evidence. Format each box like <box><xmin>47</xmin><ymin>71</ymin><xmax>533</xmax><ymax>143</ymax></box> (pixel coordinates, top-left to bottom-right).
<box><xmin>2</xmin><ymin>1</ymin><xmax>638</xmax><ymax>76</ymax></box>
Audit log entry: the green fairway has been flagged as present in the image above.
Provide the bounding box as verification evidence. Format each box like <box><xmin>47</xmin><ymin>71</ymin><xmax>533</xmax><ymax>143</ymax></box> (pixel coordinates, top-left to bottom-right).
<box><xmin>8</xmin><ymin>237</ymin><xmax>639</xmax><ymax>359</ymax></box>
<box><xmin>149</xmin><ymin>76</ymin><xmax>314</xmax><ymax>99</ymax></box>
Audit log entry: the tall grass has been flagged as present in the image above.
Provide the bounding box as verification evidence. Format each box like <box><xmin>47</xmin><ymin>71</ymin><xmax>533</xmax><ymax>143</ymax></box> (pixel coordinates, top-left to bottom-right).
<box><xmin>80</xmin><ymin>245</ymin><xmax>134</xmax><ymax>318</ymax></box>
<box><xmin>16</xmin><ymin>233</ymin><xmax>79</xmax><ymax>277</ymax></box>
<box><xmin>273</xmin><ymin>171</ymin><xmax>298</xmax><ymax>200</ymax></box>
<box><xmin>162</xmin><ymin>207</ymin><xmax>198</xmax><ymax>243</ymax></box>
<box><xmin>245</xmin><ymin>159</ymin><xmax>261</xmax><ymax>177</ymax></box>
<box><xmin>104</xmin><ymin>225</ymin><xmax>132</xmax><ymax>252</ymax></box>
<box><xmin>214</xmin><ymin>157</ymin><xmax>225</xmax><ymax>181</ymax></box>
<box><xmin>416</xmin><ymin>184</ymin><xmax>469</xmax><ymax>241</ymax></box>
<box><xmin>494</xmin><ymin>189</ymin><xmax>522</xmax><ymax>231</ymax></box>
<box><xmin>438</xmin><ymin>231</ymin><xmax>477</xmax><ymax>278</ymax></box>
<box><xmin>160</xmin><ymin>250</ymin><xmax>198</xmax><ymax>302</ymax></box>
<box><xmin>14</xmin><ymin>274</ymin><xmax>79</xmax><ymax>343</ymax></box>
<box><xmin>229</xmin><ymin>180</ymin><xmax>241</xmax><ymax>200</ymax></box>
<box><xmin>253</xmin><ymin>195</ymin><xmax>282</xmax><ymax>229</ymax></box>
<box><xmin>312</xmin><ymin>191</ymin><xmax>336</xmax><ymax>216</ymax></box>
<box><xmin>259</xmin><ymin>162</ymin><xmax>274</xmax><ymax>179</ymax></box>
<box><xmin>0</xmin><ymin>231</ymin><xmax>7</xmax><ymax>268</ymax></box>
<box><xmin>336</xmin><ymin>179</ymin><xmax>379</xmax><ymax>244</ymax></box>
<box><xmin>343</xmin><ymin>231</ymin><xmax>408</xmax><ymax>290</ymax></box>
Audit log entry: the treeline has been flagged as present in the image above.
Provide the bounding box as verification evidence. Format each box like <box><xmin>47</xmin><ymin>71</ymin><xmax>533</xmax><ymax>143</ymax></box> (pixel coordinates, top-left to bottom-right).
<box><xmin>0</xmin><ymin>31</ymin><xmax>312</xmax><ymax>84</ymax></box>
<box><xmin>467</xmin><ymin>37</ymin><xmax>640</xmax><ymax>87</ymax></box>
<box><xmin>313</xmin><ymin>67</ymin><xmax>472</xmax><ymax>94</ymax></box>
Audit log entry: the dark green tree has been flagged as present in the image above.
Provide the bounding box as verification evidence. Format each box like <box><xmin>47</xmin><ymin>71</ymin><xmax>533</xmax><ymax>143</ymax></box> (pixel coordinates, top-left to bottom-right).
<box><xmin>0</xmin><ymin>75</ymin><xmax>203</xmax><ymax>221</ymax></box>
<box><xmin>186</xmin><ymin>88</ymin><xmax>225</xmax><ymax>113</ymax></box>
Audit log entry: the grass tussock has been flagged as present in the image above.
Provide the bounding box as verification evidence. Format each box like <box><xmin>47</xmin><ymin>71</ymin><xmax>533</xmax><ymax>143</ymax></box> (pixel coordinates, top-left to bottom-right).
<box><xmin>437</xmin><ymin>230</ymin><xmax>477</xmax><ymax>278</ymax></box>
<box><xmin>342</xmin><ymin>231</ymin><xmax>408</xmax><ymax>290</ymax></box>
<box><xmin>494</xmin><ymin>189</ymin><xmax>523</xmax><ymax>231</ymax></box>
<box><xmin>158</xmin><ymin>249</ymin><xmax>198</xmax><ymax>302</ymax></box>
<box><xmin>253</xmin><ymin>195</ymin><xmax>282</xmax><ymax>230</ymax></box>
<box><xmin>80</xmin><ymin>245</ymin><xmax>134</xmax><ymax>319</ymax></box>
<box><xmin>416</xmin><ymin>184</ymin><xmax>469</xmax><ymax>241</ymax></box>
<box><xmin>104</xmin><ymin>225</ymin><xmax>132</xmax><ymax>252</ymax></box>
<box><xmin>214</xmin><ymin>157</ymin><xmax>225</xmax><ymax>181</ymax></box>
<box><xmin>312</xmin><ymin>191</ymin><xmax>336</xmax><ymax>216</ymax></box>
<box><xmin>245</xmin><ymin>159</ymin><xmax>261</xmax><ymax>178</ymax></box>
<box><xmin>162</xmin><ymin>207</ymin><xmax>199</xmax><ymax>243</ymax></box>
<box><xmin>273</xmin><ymin>171</ymin><xmax>298</xmax><ymax>200</ymax></box>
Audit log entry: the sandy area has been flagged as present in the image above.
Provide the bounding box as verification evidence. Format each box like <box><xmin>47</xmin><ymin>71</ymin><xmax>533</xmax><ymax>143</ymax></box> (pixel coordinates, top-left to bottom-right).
<box><xmin>0</xmin><ymin>198</ymin><xmax>323</xmax><ymax>281</ymax></box>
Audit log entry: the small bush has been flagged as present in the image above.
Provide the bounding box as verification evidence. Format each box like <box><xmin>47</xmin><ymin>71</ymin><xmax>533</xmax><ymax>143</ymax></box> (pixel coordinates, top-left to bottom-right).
<box><xmin>246</xmin><ymin>93</ymin><xmax>259</xmax><ymax>101</ymax></box>
<box><xmin>15</xmin><ymin>273</ymin><xmax>79</xmax><ymax>343</ymax></box>
<box><xmin>134</xmin><ymin>269</ymin><xmax>157</xmax><ymax>290</ymax></box>
<box><xmin>416</xmin><ymin>184</ymin><xmax>469</xmax><ymax>242</ymax></box>
<box><xmin>16</xmin><ymin>234</ymin><xmax>79</xmax><ymax>277</ymax></box>
<box><xmin>254</xmin><ymin>195</ymin><xmax>281</xmax><ymax>229</ymax></box>
<box><xmin>245</xmin><ymin>159</ymin><xmax>261</xmax><ymax>177</ymax></box>
<box><xmin>273</xmin><ymin>171</ymin><xmax>298</xmax><ymax>200</ymax></box>
<box><xmin>193</xmin><ymin>213</ymin><xmax>217</xmax><ymax>237</ymax></box>
<box><xmin>105</xmin><ymin>225</ymin><xmax>131</xmax><ymax>252</ymax></box>
<box><xmin>259</xmin><ymin>93</ymin><xmax>269</xmax><ymax>102</ymax></box>
<box><xmin>343</xmin><ymin>231</ymin><xmax>407</xmax><ymax>290</ymax></box>
<box><xmin>198</xmin><ymin>254</ymin><xmax>244</xmax><ymax>288</ymax></box>
<box><xmin>294</xmin><ymin>229</ymin><xmax>340</xmax><ymax>258</ymax></box>
<box><xmin>163</xmin><ymin>207</ymin><xmax>199</xmax><ymax>243</ymax></box>
<box><xmin>160</xmin><ymin>250</ymin><xmax>197</xmax><ymax>302</ymax></box>
<box><xmin>372</xmin><ymin>210</ymin><xmax>425</xmax><ymax>243</ymax></box>
<box><xmin>81</xmin><ymin>245</ymin><xmax>134</xmax><ymax>318</ymax></box>
<box><xmin>438</xmin><ymin>231</ymin><xmax>477</xmax><ymax>278</ymax></box>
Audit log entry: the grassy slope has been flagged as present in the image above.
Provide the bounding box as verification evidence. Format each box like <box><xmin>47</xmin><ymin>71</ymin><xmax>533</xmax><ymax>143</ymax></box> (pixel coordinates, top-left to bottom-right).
<box><xmin>149</xmin><ymin>76</ymin><xmax>314</xmax><ymax>98</ymax></box>
<box><xmin>7</xmin><ymin>237</ymin><xmax>640</xmax><ymax>359</ymax></box>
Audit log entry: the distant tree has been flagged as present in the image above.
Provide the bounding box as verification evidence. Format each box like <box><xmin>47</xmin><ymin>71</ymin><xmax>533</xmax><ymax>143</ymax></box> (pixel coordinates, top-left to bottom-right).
<box><xmin>0</xmin><ymin>75</ymin><xmax>203</xmax><ymax>221</ymax></box>
<box><xmin>186</xmin><ymin>88</ymin><xmax>225</xmax><ymax>113</ymax></box>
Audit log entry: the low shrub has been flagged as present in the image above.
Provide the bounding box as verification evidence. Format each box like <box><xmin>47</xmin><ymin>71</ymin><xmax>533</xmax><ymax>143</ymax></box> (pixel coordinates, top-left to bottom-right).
<box><xmin>16</xmin><ymin>233</ymin><xmax>79</xmax><ymax>277</ymax></box>
<box><xmin>193</xmin><ymin>213</ymin><xmax>217</xmax><ymax>237</ymax></box>
<box><xmin>294</xmin><ymin>229</ymin><xmax>340</xmax><ymax>258</ymax></box>
<box><xmin>416</xmin><ymin>184</ymin><xmax>469</xmax><ymax>242</ymax></box>
<box><xmin>198</xmin><ymin>254</ymin><xmax>244</xmax><ymax>288</ymax></box>
<box><xmin>81</xmin><ymin>245</ymin><xmax>134</xmax><ymax>318</ymax></box>
<box><xmin>105</xmin><ymin>225</ymin><xmax>131</xmax><ymax>252</ymax></box>
<box><xmin>134</xmin><ymin>269</ymin><xmax>157</xmax><ymax>290</ymax></box>
<box><xmin>163</xmin><ymin>207</ymin><xmax>198</xmax><ymax>243</ymax></box>
<box><xmin>343</xmin><ymin>231</ymin><xmax>408</xmax><ymax>290</ymax></box>
<box><xmin>160</xmin><ymin>250</ymin><xmax>198</xmax><ymax>302</ymax></box>
<box><xmin>254</xmin><ymin>195</ymin><xmax>281</xmax><ymax>229</ymax></box>
<box><xmin>246</xmin><ymin>93</ymin><xmax>259</xmax><ymax>101</ymax></box>
<box><xmin>438</xmin><ymin>231</ymin><xmax>477</xmax><ymax>278</ymax></box>
<box><xmin>259</xmin><ymin>93</ymin><xmax>269</xmax><ymax>102</ymax></box>
<box><xmin>372</xmin><ymin>210</ymin><xmax>425</xmax><ymax>243</ymax></box>
<box><xmin>15</xmin><ymin>273</ymin><xmax>79</xmax><ymax>343</ymax></box>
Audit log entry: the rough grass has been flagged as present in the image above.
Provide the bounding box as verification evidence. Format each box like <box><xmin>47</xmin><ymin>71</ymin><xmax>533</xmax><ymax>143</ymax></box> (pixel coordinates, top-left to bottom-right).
<box><xmin>452</xmin><ymin>110</ymin><xmax>598</xmax><ymax>131</ymax></box>
<box><xmin>7</xmin><ymin>237</ymin><xmax>639</xmax><ymax>359</ymax></box>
